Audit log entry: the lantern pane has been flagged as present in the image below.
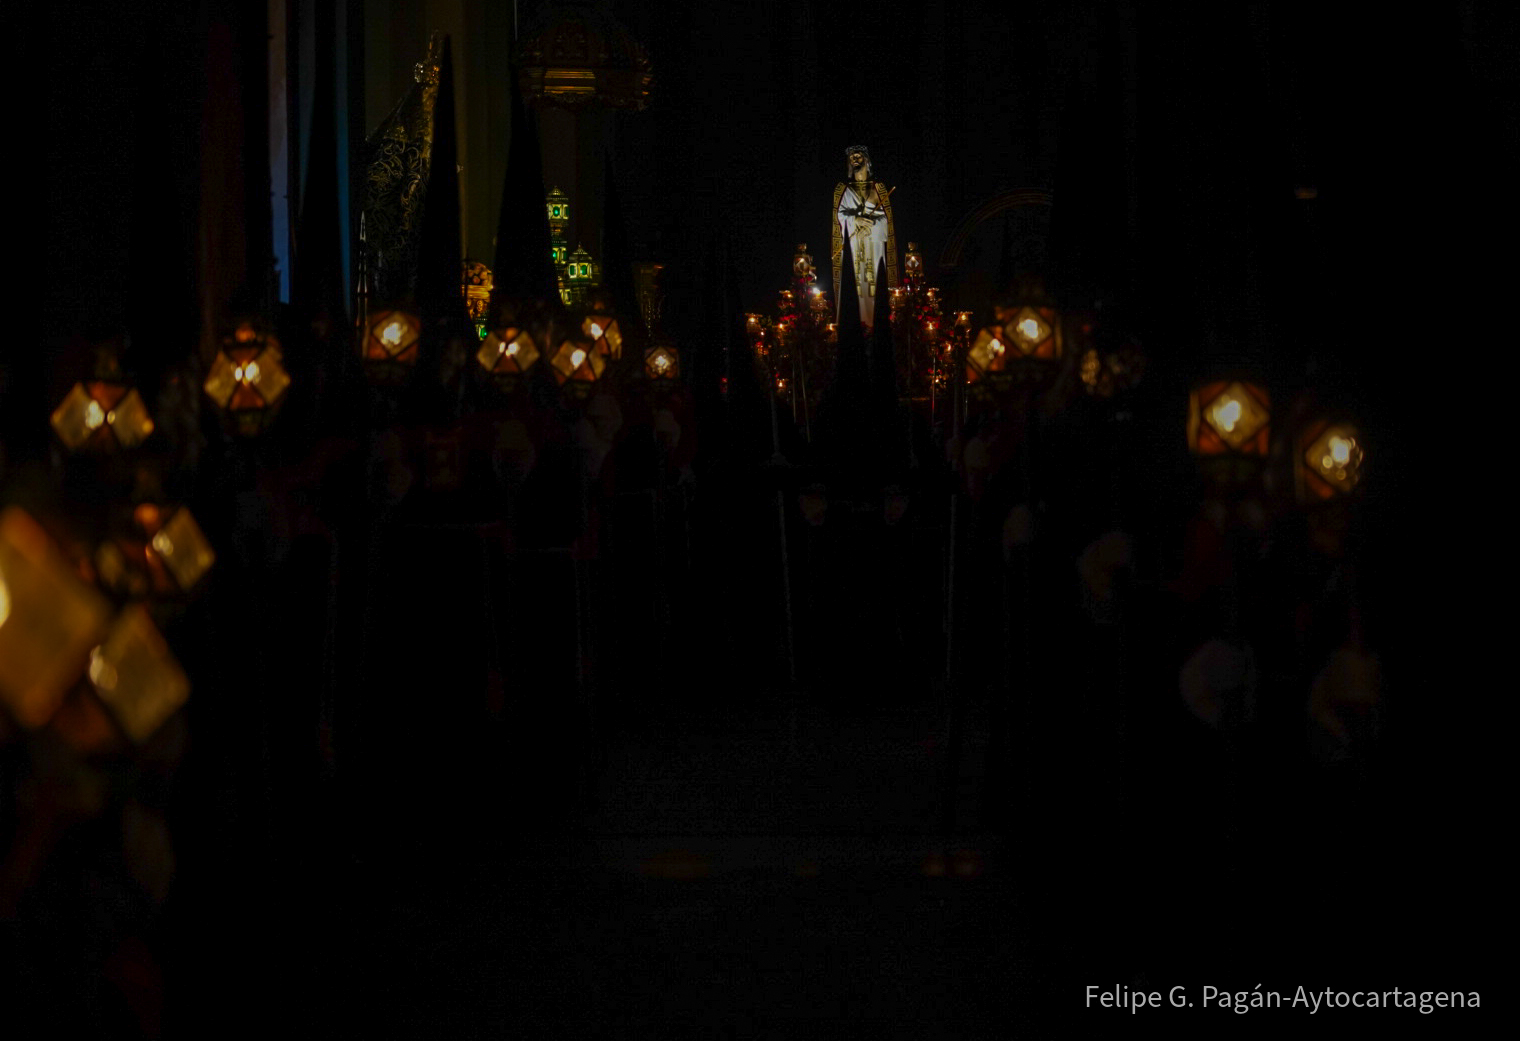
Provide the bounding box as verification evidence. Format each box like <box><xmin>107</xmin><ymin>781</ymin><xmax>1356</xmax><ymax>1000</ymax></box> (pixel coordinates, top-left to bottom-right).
<box><xmin>969</xmin><ymin>327</ymin><xmax>1008</xmax><ymax>373</ymax></box>
<box><xmin>370</xmin><ymin>311</ymin><xmax>421</xmax><ymax>358</ymax></box>
<box><xmin>108</xmin><ymin>388</ymin><xmax>155</xmax><ymax>448</ymax></box>
<box><xmin>1205</xmin><ymin>381</ymin><xmax>1269</xmax><ymax>450</ymax></box>
<box><xmin>151</xmin><ymin>509</ymin><xmax>215</xmax><ymax>592</ymax></box>
<box><xmin>1009</xmin><ymin>307</ymin><xmax>1052</xmax><ymax>355</ymax></box>
<box><xmin>0</xmin><ymin>508</ymin><xmax>112</xmax><ymax>728</ymax></box>
<box><xmin>249</xmin><ymin>349</ymin><xmax>290</xmax><ymax>406</ymax></box>
<box><xmin>204</xmin><ymin>351</ymin><xmax>238</xmax><ymax>408</ymax></box>
<box><xmin>1304</xmin><ymin>423</ymin><xmax>1363</xmax><ymax>493</ymax></box>
<box><xmin>88</xmin><ymin>604</ymin><xmax>190</xmax><ymax>744</ymax></box>
<box><xmin>50</xmin><ymin>383</ymin><xmax>102</xmax><ymax>450</ymax></box>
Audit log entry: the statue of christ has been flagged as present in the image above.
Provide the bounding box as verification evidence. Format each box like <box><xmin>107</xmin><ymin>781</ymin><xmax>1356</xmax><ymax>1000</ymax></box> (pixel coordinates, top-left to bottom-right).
<box><xmin>832</xmin><ymin>145</ymin><xmax>898</xmax><ymax>331</ymax></box>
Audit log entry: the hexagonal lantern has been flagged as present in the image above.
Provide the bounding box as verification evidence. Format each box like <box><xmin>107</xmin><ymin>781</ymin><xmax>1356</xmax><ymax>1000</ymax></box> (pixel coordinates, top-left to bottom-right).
<box><xmin>365</xmin><ymin>308</ymin><xmax>422</xmax><ymax>364</ymax></box>
<box><xmin>476</xmin><ymin>324</ymin><xmax>541</xmax><ymax>390</ymax></box>
<box><xmin>967</xmin><ymin>304</ymin><xmax>1060</xmax><ymax>388</ymax></box>
<box><xmin>51</xmin><ymin>379</ymin><xmax>154</xmax><ymax>452</ymax></box>
<box><xmin>903</xmin><ymin>242</ymin><xmax>925</xmax><ymax>282</ymax></box>
<box><xmin>1298</xmin><ymin>419</ymin><xmax>1365</xmax><ymax>499</ymax></box>
<box><xmin>86</xmin><ymin>603</ymin><xmax>190</xmax><ymax>745</ymax></box>
<box><xmin>1188</xmin><ymin>380</ymin><xmax>1270</xmax><ymax>458</ymax></box>
<box><xmin>645</xmin><ymin>343</ymin><xmax>680</xmax><ymax>381</ymax></box>
<box><xmin>582</xmin><ymin>291</ymin><xmax>623</xmax><ymax>361</ymax></box>
<box><xmin>96</xmin><ymin>502</ymin><xmax>215</xmax><ymax>600</ymax></box>
<box><xmin>0</xmin><ymin>507</ymin><xmax>113</xmax><ymax>729</ymax></box>
<box><xmin>549</xmin><ymin>336</ymin><xmax>606</xmax><ymax>394</ymax></box>
<box><xmin>204</xmin><ymin>323</ymin><xmax>290</xmax><ymax>435</ymax></box>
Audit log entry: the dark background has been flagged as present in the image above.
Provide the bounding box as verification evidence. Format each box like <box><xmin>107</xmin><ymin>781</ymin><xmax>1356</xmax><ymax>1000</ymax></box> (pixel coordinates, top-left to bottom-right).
<box><xmin>6</xmin><ymin>0</ymin><xmax>1510</xmax><ymax>1034</ymax></box>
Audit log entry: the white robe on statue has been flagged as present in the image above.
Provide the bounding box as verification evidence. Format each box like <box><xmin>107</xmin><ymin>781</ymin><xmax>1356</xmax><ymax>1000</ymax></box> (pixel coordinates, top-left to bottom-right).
<box><xmin>837</xmin><ymin>184</ymin><xmax>890</xmax><ymax>330</ymax></box>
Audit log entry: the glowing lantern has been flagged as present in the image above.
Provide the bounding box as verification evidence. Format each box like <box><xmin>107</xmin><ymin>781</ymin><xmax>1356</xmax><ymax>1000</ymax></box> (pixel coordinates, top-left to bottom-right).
<box><xmin>365</xmin><ymin>308</ymin><xmax>421</xmax><ymax>364</ymax></box>
<box><xmin>476</xmin><ymin>324</ymin><xmax>540</xmax><ymax>388</ymax></box>
<box><xmin>51</xmin><ymin>380</ymin><xmax>154</xmax><ymax>452</ymax></box>
<box><xmin>96</xmin><ymin>503</ymin><xmax>215</xmax><ymax>599</ymax></box>
<box><xmin>549</xmin><ymin>336</ymin><xmax>606</xmax><ymax>393</ymax></box>
<box><xmin>1188</xmin><ymin>380</ymin><xmax>1270</xmax><ymax>457</ymax></box>
<box><xmin>582</xmin><ymin>308</ymin><xmax>623</xmax><ymax>361</ymax></box>
<box><xmin>1298</xmin><ymin>420</ymin><xmax>1365</xmax><ymax>499</ymax></box>
<box><xmin>204</xmin><ymin>323</ymin><xmax>290</xmax><ymax>434</ymax></box>
<box><xmin>644</xmin><ymin>344</ymin><xmax>680</xmax><ymax>381</ymax></box>
<box><xmin>86</xmin><ymin>604</ymin><xmax>190</xmax><ymax>745</ymax></box>
<box><xmin>0</xmin><ymin>507</ymin><xmax>112</xmax><ymax>729</ymax></box>
<box><xmin>903</xmin><ymin>242</ymin><xmax>925</xmax><ymax>281</ymax></box>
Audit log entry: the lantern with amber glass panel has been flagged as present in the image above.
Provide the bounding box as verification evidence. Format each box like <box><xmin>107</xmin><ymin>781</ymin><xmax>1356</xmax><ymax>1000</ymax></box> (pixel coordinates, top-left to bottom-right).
<box><xmin>967</xmin><ymin>302</ymin><xmax>1061</xmax><ymax>395</ymax></box>
<box><xmin>644</xmin><ymin>341</ymin><xmax>680</xmax><ymax>382</ymax></box>
<box><xmin>477</xmin><ymin>318</ymin><xmax>541</xmax><ymax>392</ymax></box>
<box><xmin>1296</xmin><ymin>418</ymin><xmax>1364</xmax><ymax>501</ymax></box>
<box><xmin>51</xmin><ymin>346</ymin><xmax>155</xmax><ymax>453</ymax></box>
<box><xmin>95</xmin><ymin>501</ymin><xmax>216</xmax><ymax>601</ymax></box>
<box><xmin>204</xmin><ymin>321</ymin><xmax>291</xmax><ymax>435</ymax></box>
<box><xmin>549</xmin><ymin>331</ymin><xmax>606</xmax><ymax>398</ymax></box>
<box><xmin>363</xmin><ymin>307</ymin><xmax>422</xmax><ymax>384</ymax></box>
<box><xmin>582</xmin><ymin>289</ymin><xmax>623</xmax><ymax>362</ymax></box>
<box><xmin>0</xmin><ymin>507</ymin><xmax>112</xmax><ymax>731</ymax></box>
<box><xmin>1188</xmin><ymin>380</ymin><xmax>1271</xmax><ymax>484</ymax></box>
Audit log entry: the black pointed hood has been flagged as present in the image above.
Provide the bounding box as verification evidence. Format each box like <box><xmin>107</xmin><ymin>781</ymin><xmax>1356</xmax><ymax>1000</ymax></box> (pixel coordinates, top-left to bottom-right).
<box><xmin>491</xmin><ymin>60</ymin><xmax>559</xmax><ymax>306</ymax></box>
<box><xmin>415</xmin><ymin>34</ymin><xmax>467</xmax><ymax>331</ymax></box>
<box><xmin>601</xmin><ymin>152</ymin><xmax>642</xmax><ymax>339</ymax></box>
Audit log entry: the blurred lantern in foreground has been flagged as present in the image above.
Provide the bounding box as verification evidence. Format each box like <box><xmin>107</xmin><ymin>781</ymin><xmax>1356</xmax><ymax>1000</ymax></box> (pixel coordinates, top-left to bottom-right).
<box><xmin>1188</xmin><ymin>380</ymin><xmax>1271</xmax><ymax>458</ymax></box>
<box><xmin>645</xmin><ymin>342</ymin><xmax>680</xmax><ymax>382</ymax></box>
<box><xmin>582</xmin><ymin>293</ymin><xmax>623</xmax><ymax>361</ymax></box>
<box><xmin>96</xmin><ymin>502</ymin><xmax>215</xmax><ymax>599</ymax></box>
<box><xmin>967</xmin><ymin>286</ymin><xmax>1061</xmax><ymax>392</ymax></box>
<box><xmin>363</xmin><ymin>307</ymin><xmax>422</xmax><ymax>384</ymax></box>
<box><xmin>0</xmin><ymin>507</ymin><xmax>113</xmax><ymax>729</ymax></box>
<box><xmin>462</xmin><ymin>259</ymin><xmax>494</xmax><ymax>341</ymax></box>
<box><xmin>85</xmin><ymin>603</ymin><xmax>190</xmax><ymax>745</ymax></box>
<box><xmin>1080</xmin><ymin>337</ymin><xmax>1146</xmax><ymax>399</ymax></box>
<box><xmin>1297</xmin><ymin>419</ymin><xmax>1365</xmax><ymax>499</ymax></box>
<box><xmin>476</xmin><ymin>321</ymin><xmax>541</xmax><ymax>391</ymax></box>
<box><xmin>51</xmin><ymin>353</ymin><xmax>155</xmax><ymax>452</ymax></box>
<box><xmin>549</xmin><ymin>335</ymin><xmax>605</xmax><ymax>396</ymax></box>
<box><xmin>204</xmin><ymin>322</ymin><xmax>290</xmax><ymax>435</ymax></box>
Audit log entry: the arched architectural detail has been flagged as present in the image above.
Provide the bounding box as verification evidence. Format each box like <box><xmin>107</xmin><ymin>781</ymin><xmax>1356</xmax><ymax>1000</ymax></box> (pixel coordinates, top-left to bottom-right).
<box><xmin>938</xmin><ymin>188</ymin><xmax>1053</xmax><ymax>268</ymax></box>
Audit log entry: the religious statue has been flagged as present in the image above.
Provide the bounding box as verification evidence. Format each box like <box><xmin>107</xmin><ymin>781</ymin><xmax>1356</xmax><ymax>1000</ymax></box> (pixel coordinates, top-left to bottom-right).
<box><xmin>831</xmin><ymin>145</ymin><xmax>898</xmax><ymax>331</ymax></box>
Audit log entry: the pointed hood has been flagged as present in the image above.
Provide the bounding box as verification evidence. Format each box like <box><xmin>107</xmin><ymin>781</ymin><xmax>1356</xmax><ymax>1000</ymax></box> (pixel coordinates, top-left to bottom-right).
<box><xmin>415</xmin><ymin>34</ymin><xmax>467</xmax><ymax>331</ymax></box>
<box><xmin>492</xmin><ymin>60</ymin><xmax>559</xmax><ymax>306</ymax></box>
<box><xmin>601</xmin><ymin>152</ymin><xmax>642</xmax><ymax>339</ymax></box>
<box><xmin>292</xmin><ymin>0</ymin><xmax>346</xmax><ymax>339</ymax></box>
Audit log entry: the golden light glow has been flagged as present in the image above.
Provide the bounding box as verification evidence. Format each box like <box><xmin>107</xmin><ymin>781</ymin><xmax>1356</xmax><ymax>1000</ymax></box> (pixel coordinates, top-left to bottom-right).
<box><xmin>86</xmin><ymin>604</ymin><xmax>191</xmax><ymax>744</ymax></box>
<box><xmin>1211</xmin><ymin>395</ymin><xmax>1243</xmax><ymax>433</ymax></box>
<box><xmin>381</xmin><ymin>321</ymin><xmax>404</xmax><ymax>347</ymax></box>
<box><xmin>653</xmin><ymin>354</ymin><xmax>671</xmax><ymax>373</ymax></box>
<box><xmin>505</xmin><ymin>341</ymin><xmax>519</xmax><ymax>356</ymax></box>
<box><xmin>1303</xmin><ymin>423</ymin><xmax>1363</xmax><ymax>493</ymax></box>
<box><xmin>1191</xmin><ymin>381</ymin><xmax>1270</xmax><ymax>454</ymax></box>
<box><xmin>1016</xmin><ymin>317</ymin><xmax>1041</xmax><ymax>342</ymax></box>
<box><xmin>989</xmin><ymin>339</ymin><xmax>1004</xmax><ymax>356</ymax></box>
<box><xmin>570</xmin><ymin>348</ymin><xmax>587</xmax><ymax>369</ymax></box>
<box><xmin>151</xmin><ymin>530</ymin><xmax>175</xmax><ymax>558</ymax></box>
<box><xmin>84</xmin><ymin>400</ymin><xmax>105</xmax><ymax>430</ymax></box>
<box><xmin>88</xmin><ymin>646</ymin><xmax>118</xmax><ymax>692</ymax></box>
<box><xmin>589</xmin><ymin>323</ymin><xmax>603</xmax><ymax>339</ymax></box>
<box><xmin>0</xmin><ymin>508</ymin><xmax>113</xmax><ymax>729</ymax></box>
